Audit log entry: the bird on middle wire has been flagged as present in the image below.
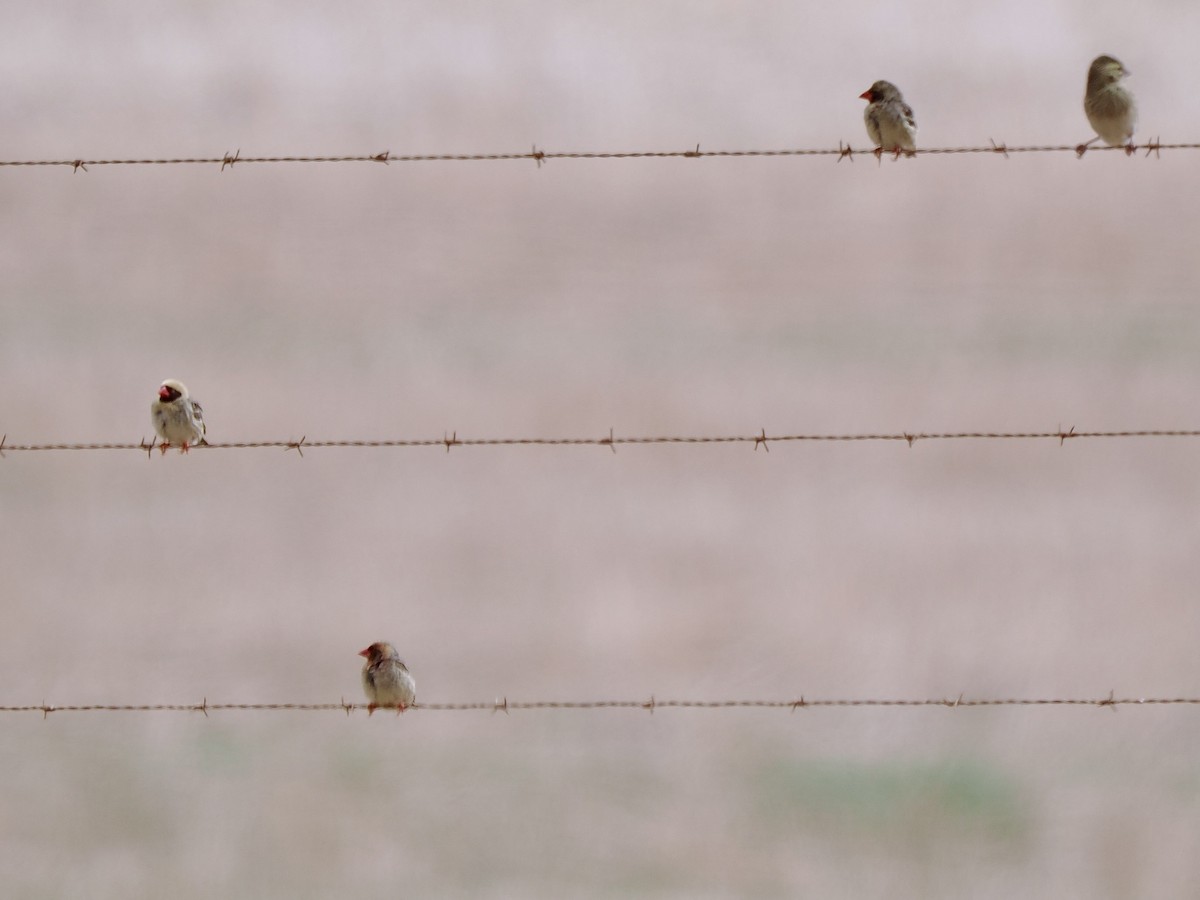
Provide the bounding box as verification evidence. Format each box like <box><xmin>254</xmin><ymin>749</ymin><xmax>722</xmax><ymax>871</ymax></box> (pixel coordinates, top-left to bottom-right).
<box><xmin>150</xmin><ymin>379</ymin><xmax>208</xmax><ymax>455</ymax></box>
<box><xmin>860</xmin><ymin>80</ymin><xmax>917</xmax><ymax>159</ymax></box>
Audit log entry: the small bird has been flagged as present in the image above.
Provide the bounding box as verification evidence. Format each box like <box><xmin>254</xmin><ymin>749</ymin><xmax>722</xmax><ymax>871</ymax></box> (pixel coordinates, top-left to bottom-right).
<box><xmin>150</xmin><ymin>379</ymin><xmax>207</xmax><ymax>454</ymax></box>
<box><xmin>860</xmin><ymin>80</ymin><xmax>917</xmax><ymax>158</ymax></box>
<box><xmin>1080</xmin><ymin>55</ymin><xmax>1136</xmax><ymax>155</ymax></box>
<box><xmin>360</xmin><ymin>642</ymin><xmax>417</xmax><ymax>715</ymax></box>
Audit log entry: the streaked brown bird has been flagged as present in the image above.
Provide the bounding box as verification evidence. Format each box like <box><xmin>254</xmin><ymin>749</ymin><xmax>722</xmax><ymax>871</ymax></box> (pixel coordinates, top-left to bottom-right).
<box><xmin>1080</xmin><ymin>54</ymin><xmax>1136</xmax><ymax>154</ymax></box>
<box><xmin>360</xmin><ymin>642</ymin><xmax>417</xmax><ymax>715</ymax></box>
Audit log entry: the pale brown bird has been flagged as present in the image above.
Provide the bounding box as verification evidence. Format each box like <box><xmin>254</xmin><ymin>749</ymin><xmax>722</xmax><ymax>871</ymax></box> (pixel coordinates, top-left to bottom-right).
<box><xmin>150</xmin><ymin>379</ymin><xmax>207</xmax><ymax>454</ymax></box>
<box><xmin>360</xmin><ymin>642</ymin><xmax>417</xmax><ymax>715</ymax></box>
<box><xmin>1079</xmin><ymin>54</ymin><xmax>1137</xmax><ymax>155</ymax></box>
<box><xmin>860</xmin><ymin>80</ymin><xmax>917</xmax><ymax>158</ymax></box>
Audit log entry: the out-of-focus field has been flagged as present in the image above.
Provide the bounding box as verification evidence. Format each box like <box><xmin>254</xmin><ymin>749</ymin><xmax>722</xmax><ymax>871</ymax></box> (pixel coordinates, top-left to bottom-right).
<box><xmin>2</xmin><ymin>3</ymin><xmax>1200</xmax><ymax>897</ymax></box>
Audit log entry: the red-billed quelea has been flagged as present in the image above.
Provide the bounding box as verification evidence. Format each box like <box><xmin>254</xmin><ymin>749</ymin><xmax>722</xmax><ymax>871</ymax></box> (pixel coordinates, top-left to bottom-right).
<box><xmin>860</xmin><ymin>80</ymin><xmax>917</xmax><ymax>158</ymax></box>
<box><xmin>1080</xmin><ymin>55</ymin><xmax>1136</xmax><ymax>154</ymax></box>
<box><xmin>360</xmin><ymin>642</ymin><xmax>417</xmax><ymax>715</ymax></box>
<box><xmin>151</xmin><ymin>379</ymin><xmax>207</xmax><ymax>454</ymax></box>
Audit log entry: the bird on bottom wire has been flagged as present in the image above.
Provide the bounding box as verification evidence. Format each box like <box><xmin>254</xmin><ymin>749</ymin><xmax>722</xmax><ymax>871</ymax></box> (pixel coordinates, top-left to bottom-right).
<box><xmin>360</xmin><ymin>642</ymin><xmax>417</xmax><ymax>715</ymax></box>
<box><xmin>860</xmin><ymin>80</ymin><xmax>917</xmax><ymax>158</ymax></box>
<box><xmin>151</xmin><ymin>379</ymin><xmax>207</xmax><ymax>454</ymax></box>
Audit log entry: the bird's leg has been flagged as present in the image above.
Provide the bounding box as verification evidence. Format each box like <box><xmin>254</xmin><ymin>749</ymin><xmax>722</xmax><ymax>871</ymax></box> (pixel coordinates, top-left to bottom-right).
<box><xmin>159</xmin><ymin>442</ymin><xmax>171</xmax><ymax>456</ymax></box>
<box><xmin>1075</xmin><ymin>136</ymin><xmax>1099</xmax><ymax>158</ymax></box>
<box><xmin>367</xmin><ymin>703</ymin><xmax>377</xmax><ymax>716</ymax></box>
<box><xmin>1124</xmin><ymin>139</ymin><xmax>1136</xmax><ymax>157</ymax></box>
<box><xmin>179</xmin><ymin>442</ymin><xmax>191</xmax><ymax>454</ymax></box>
<box><xmin>891</xmin><ymin>145</ymin><xmax>903</xmax><ymax>160</ymax></box>
<box><xmin>395</xmin><ymin>705</ymin><xmax>406</xmax><ymax>716</ymax></box>
<box><xmin>872</xmin><ymin>146</ymin><xmax>883</xmax><ymax>166</ymax></box>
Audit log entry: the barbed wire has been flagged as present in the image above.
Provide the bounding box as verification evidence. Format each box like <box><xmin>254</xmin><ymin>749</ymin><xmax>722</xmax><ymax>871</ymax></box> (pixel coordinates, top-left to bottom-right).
<box><xmin>0</xmin><ymin>139</ymin><xmax>1188</xmax><ymax>172</ymax></box>
<box><xmin>2</xmin><ymin>427</ymin><xmax>1199</xmax><ymax>457</ymax></box>
<box><xmin>2</xmin><ymin>692</ymin><xmax>1194</xmax><ymax>717</ymax></box>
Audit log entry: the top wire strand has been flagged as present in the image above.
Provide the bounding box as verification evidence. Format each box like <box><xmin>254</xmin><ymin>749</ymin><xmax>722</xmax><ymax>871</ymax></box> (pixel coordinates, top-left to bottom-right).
<box><xmin>0</xmin><ymin>139</ymin><xmax>1190</xmax><ymax>171</ymax></box>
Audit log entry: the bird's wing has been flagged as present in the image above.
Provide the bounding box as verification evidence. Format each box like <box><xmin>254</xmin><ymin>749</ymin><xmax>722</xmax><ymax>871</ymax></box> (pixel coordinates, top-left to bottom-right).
<box><xmin>191</xmin><ymin>399</ymin><xmax>209</xmax><ymax>443</ymax></box>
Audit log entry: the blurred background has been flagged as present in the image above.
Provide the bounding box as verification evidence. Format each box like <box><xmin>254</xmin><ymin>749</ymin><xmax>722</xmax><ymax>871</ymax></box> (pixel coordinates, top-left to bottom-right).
<box><xmin>2</xmin><ymin>1</ymin><xmax>1199</xmax><ymax>897</ymax></box>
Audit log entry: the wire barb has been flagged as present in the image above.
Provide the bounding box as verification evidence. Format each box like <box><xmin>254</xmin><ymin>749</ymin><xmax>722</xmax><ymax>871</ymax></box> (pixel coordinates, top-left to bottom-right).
<box><xmin>837</xmin><ymin>141</ymin><xmax>854</xmax><ymax>163</ymax></box>
<box><xmin>754</xmin><ymin>428</ymin><xmax>769</xmax><ymax>452</ymax></box>
<box><xmin>989</xmin><ymin>138</ymin><xmax>1009</xmax><ymax>159</ymax></box>
<box><xmin>531</xmin><ymin>144</ymin><xmax>546</xmax><ymax>168</ymax></box>
<box><xmin>371</xmin><ymin>150</ymin><xmax>390</xmax><ymax>165</ymax></box>
<box><xmin>1058</xmin><ymin>424</ymin><xmax>1077</xmax><ymax>446</ymax></box>
<box><xmin>683</xmin><ymin>143</ymin><xmax>702</xmax><ymax>158</ymax></box>
<box><xmin>286</xmin><ymin>436</ymin><xmax>307</xmax><ymax>458</ymax></box>
<box><xmin>220</xmin><ymin>149</ymin><xmax>240</xmax><ymax>171</ymax></box>
<box><xmin>443</xmin><ymin>430</ymin><xmax>460</xmax><ymax>453</ymax></box>
<box><xmin>71</xmin><ymin>159</ymin><xmax>87</xmax><ymax>173</ymax></box>
<box><xmin>600</xmin><ymin>427</ymin><xmax>617</xmax><ymax>454</ymax></box>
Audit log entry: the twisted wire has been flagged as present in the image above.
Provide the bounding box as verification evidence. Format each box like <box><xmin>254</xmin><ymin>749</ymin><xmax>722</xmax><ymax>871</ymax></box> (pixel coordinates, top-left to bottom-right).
<box><xmin>3</xmin><ymin>428</ymin><xmax>1200</xmax><ymax>457</ymax></box>
<box><xmin>0</xmin><ymin>139</ymin><xmax>1185</xmax><ymax>171</ymax></box>
<box><xmin>2</xmin><ymin>692</ymin><xmax>1189</xmax><ymax>717</ymax></box>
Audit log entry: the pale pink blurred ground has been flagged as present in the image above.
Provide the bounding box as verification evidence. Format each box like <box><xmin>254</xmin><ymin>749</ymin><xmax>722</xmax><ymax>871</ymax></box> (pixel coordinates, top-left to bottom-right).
<box><xmin>2</xmin><ymin>3</ymin><xmax>1200</xmax><ymax>898</ymax></box>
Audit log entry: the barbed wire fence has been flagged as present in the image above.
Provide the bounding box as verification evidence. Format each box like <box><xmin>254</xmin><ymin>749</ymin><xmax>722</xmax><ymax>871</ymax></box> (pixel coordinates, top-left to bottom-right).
<box><xmin>0</xmin><ymin>139</ymin><xmax>1190</xmax><ymax>172</ymax></box>
<box><xmin>2</xmin><ymin>427</ymin><xmax>1200</xmax><ymax>457</ymax></box>
<box><xmin>3</xmin><ymin>692</ymin><xmax>1197</xmax><ymax>717</ymax></box>
<box><xmin>6</xmin><ymin>146</ymin><xmax>1195</xmax><ymax>723</ymax></box>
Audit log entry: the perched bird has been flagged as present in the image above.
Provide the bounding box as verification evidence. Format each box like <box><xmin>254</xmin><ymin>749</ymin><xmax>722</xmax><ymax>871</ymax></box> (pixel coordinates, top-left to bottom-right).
<box><xmin>1080</xmin><ymin>54</ymin><xmax>1136</xmax><ymax>154</ymax></box>
<box><xmin>150</xmin><ymin>379</ymin><xmax>207</xmax><ymax>454</ymax></box>
<box><xmin>860</xmin><ymin>80</ymin><xmax>917</xmax><ymax>158</ymax></box>
<box><xmin>360</xmin><ymin>642</ymin><xmax>417</xmax><ymax>715</ymax></box>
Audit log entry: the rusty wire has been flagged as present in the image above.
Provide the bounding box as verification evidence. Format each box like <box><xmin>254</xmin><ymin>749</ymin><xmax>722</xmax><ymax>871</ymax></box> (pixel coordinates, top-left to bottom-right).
<box><xmin>2</xmin><ymin>692</ymin><xmax>1196</xmax><ymax>717</ymax></box>
<box><xmin>3</xmin><ymin>428</ymin><xmax>1200</xmax><ymax>457</ymax></box>
<box><xmin>0</xmin><ymin>139</ymin><xmax>1188</xmax><ymax>171</ymax></box>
